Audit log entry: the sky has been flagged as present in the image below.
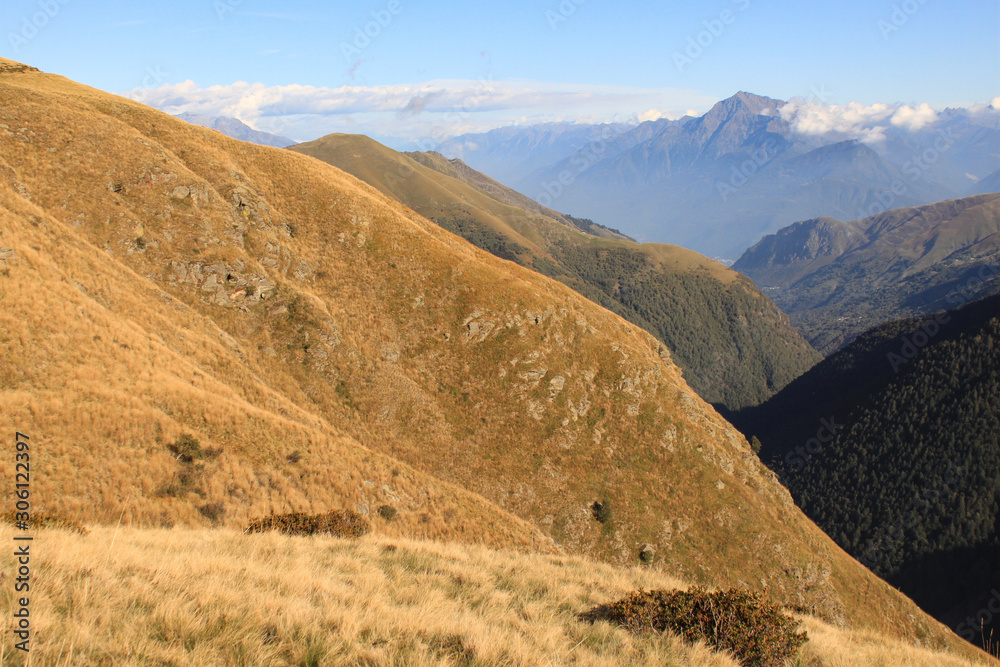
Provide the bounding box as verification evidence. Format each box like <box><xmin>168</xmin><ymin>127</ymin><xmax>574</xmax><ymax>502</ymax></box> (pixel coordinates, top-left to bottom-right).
<box><xmin>2</xmin><ymin>0</ymin><xmax>998</xmax><ymax>148</ymax></box>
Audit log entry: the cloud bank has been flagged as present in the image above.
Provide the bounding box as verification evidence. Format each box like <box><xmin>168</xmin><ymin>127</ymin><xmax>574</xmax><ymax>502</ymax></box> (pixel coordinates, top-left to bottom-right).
<box><xmin>123</xmin><ymin>79</ymin><xmax>717</xmax><ymax>148</ymax></box>
<box><xmin>779</xmin><ymin>99</ymin><xmax>950</xmax><ymax>143</ymax></box>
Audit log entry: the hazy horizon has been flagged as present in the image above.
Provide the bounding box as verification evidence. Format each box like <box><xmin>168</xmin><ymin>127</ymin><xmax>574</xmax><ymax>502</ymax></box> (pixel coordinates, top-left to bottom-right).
<box><xmin>2</xmin><ymin>0</ymin><xmax>997</xmax><ymax>147</ymax></box>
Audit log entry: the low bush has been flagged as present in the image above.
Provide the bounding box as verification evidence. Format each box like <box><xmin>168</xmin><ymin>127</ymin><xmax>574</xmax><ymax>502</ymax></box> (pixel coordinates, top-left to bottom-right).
<box><xmin>168</xmin><ymin>433</ymin><xmax>205</xmax><ymax>462</ymax></box>
<box><xmin>244</xmin><ymin>510</ymin><xmax>370</xmax><ymax>538</ymax></box>
<box><xmin>580</xmin><ymin>587</ymin><xmax>807</xmax><ymax>667</ymax></box>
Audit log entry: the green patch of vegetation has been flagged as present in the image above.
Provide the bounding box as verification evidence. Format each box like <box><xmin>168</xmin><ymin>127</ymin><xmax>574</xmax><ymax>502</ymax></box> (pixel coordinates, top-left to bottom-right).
<box><xmin>435</xmin><ymin>216</ymin><xmax>529</xmax><ymax>264</ymax></box>
<box><xmin>167</xmin><ymin>433</ymin><xmax>206</xmax><ymax>462</ymax></box>
<box><xmin>581</xmin><ymin>587</ymin><xmax>807</xmax><ymax>666</ymax></box>
<box><xmin>531</xmin><ymin>256</ymin><xmax>567</xmax><ymax>278</ymax></box>
<box><xmin>545</xmin><ymin>240</ymin><xmax>819</xmax><ymax>410</ymax></box>
<box><xmin>591</xmin><ymin>500</ymin><xmax>612</xmax><ymax>525</ymax></box>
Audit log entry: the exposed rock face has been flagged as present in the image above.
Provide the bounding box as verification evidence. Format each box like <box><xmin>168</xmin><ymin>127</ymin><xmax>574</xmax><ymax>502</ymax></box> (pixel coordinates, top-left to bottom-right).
<box><xmin>169</xmin><ymin>260</ymin><xmax>275</xmax><ymax>307</ymax></box>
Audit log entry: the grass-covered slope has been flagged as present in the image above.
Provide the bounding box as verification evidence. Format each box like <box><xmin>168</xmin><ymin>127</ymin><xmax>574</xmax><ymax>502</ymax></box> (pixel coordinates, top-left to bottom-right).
<box><xmin>730</xmin><ymin>293</ymin><xmax>1000</xmax><ymax>648</ymax></box>
<box><xmin>1</xmin><ymin>524</ymin><xmax>993</xmax><ymax>666</ymax></box>
<box><xmin>734</xmin><ymin>194</ymin><xmax>1000</xmax><ymax>353</ymax></box>
<box><xmin>0</xmin><ymin>58</ymin><xmax>985</xmax><ymax>659</ymax></box>
<box><xmin>290</xmin><ymin>134</ymin><xmax>820</xmax><ymax>410</ymax></box>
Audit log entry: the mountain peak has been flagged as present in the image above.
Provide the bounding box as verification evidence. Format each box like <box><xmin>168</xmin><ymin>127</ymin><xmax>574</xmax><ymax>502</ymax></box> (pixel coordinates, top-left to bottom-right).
<box><xmin>714</xmin><ymin>91</ymin><xmax>786</xmax><ymax>117</ymax></box>
<box><xmin>175</xmin><ymin>113</ymin><xmax>296</xmax><ymax>148</ymax></box>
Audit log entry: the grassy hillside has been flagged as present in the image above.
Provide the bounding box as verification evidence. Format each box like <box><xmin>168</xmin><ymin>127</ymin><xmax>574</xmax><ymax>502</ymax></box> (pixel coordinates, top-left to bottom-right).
<box><xmin>289</xmin><ymin>134</ymin><xmax>820</xmax><ymax>410</ymax></box>
<box><xmin>730</xmin><ymin>294</ymin><xmax>1000</xmax><ymax>650</ymax></box>
<box><xmin>0</xmin><ymin>58</ymin><xmax>986</xmax><ymax>660</ymax></box>
<box><xmin>734</xmin><ymin>194</ymin><xmax>1000</xmax><ymax>353</ymax></box>
<box><xmin>1</xmin><ymin>524</ymin><xmax>993</xmax><ymax>666</ymax></box>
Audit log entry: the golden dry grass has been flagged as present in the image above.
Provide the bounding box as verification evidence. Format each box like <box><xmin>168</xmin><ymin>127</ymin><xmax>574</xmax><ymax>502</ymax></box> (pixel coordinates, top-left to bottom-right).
<box><xmin>0</xmin><ymin>58</ymin><xmax>989</xmax><ymax>661</ymax></box>
<box><xmin>0</xmin><ymin>524</ymin><xmax>990</xmax><ymax>667</ymax></box>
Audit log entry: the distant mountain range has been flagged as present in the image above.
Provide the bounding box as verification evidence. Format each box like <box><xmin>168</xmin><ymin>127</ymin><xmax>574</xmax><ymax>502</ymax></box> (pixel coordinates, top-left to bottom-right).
<box><xmin>175</xmin><ymin>113</ymin><xmax>296</xmax><ymax>148</ymax></box>
<box><xmin>437</xmin><ymin>93</ymin><xmax>1000</xmax><ymax>258</ymax></box>
<box><xmin>730</xmin><ymin>292</ymin><xmax>1000</xmax><ymax>647</ymax></box>
<box><xmin>734</xmin><ymin>193</ymin><xmax>1000</xmax><ymax>353</ymax></box>
<box><xmin>290</xmin><ymin>134</ymin><xmax>821</xmax><ymax>410</ymax></box>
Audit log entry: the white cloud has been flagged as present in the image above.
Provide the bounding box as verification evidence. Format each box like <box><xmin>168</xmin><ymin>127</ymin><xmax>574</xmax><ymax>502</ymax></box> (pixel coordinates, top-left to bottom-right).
<box><xmin>637</xmin><ymin>109</ymin><xmax>667</xmax><ymax>122</ymax></box>
<box><xmin>122</xmin><ymin>79</ymin><xmax>717</xmax><ymax>147</ymax></box>
<box><xmin>890</xmin><ymin>103</ymin><xmax>937</xmax><ymax>131</ymax></box>
<box><xmin>779</xmin><ymin>99</ymin><xmax>943</xmax><ymax>144</ymax></box>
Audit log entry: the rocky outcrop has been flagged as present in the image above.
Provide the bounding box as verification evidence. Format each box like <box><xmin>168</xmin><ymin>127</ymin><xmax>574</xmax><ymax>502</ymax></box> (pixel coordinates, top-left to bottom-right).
<box><xmin>169</xmin><ymin>260</ymin><xmax>275</xmax><ymax>307</ymax></box>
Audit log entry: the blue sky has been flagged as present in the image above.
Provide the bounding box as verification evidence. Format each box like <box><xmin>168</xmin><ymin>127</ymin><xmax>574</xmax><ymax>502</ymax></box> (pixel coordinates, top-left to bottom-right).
<box><xmin>2</xmin><ymin>0</ymin><xmax>998</xmax><ymax>146</ymax></box>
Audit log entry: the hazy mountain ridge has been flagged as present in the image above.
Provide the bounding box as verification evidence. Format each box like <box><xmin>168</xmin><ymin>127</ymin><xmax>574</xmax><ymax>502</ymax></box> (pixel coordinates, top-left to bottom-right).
<box><xmin>0</xmin><ymin>58</ymin><xmax>986</xmax><ymax>658</ymax></box>
<box><xmin>291</xmin><ymin>133</ymin><xmax>821</xmax><ymax>411</ymax></box>
<box><xmin>437</xmin><ymin>92</ymin><xmax>999</xmax><ymax>257</ymax></box>
<box><xmin>436</xmin><ymin>120</ymin><xmax>638</xmax><ymax>187</ymax></box>
<box><xmin>734</xmin><ymin>193</ymin><xmax>1000</xmax><ymax>352</ymax></box>
<box><xmin>175</xmin><ymin>112</ymin><xmax>297</xmax><ymax>148</ymax></box>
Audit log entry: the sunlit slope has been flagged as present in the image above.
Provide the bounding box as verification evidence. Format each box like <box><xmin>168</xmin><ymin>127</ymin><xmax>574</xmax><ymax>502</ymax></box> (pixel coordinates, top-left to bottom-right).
<box><xmin>0</xmin><ymin>525</ymin><xmax>993</xmax><ymax>666</ymax></box>
<box><xmin>0</xmin><ymin>59</ymin><xmax>983</xmax><ymax>658</ymax></box>
<box><xmin>0</xmin><ymin>158</ymin><xmax>549</xmax><ymax>550</ymax></box>
<box><xmin>292</xmin><ymin>133</ymin><xmax>821</xmax><ymax>410</ymax></box>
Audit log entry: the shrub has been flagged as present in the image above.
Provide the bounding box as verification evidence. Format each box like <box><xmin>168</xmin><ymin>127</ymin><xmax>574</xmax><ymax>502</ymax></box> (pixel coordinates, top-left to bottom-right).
<box><xmin>591</xmin><ymin>500</ymin><xmax>612</xmax><ymax>524</ymax></box>
<box><xmin>581</xmin><ymin>587</ymin><xmax>807</xmax><ymax>667</ymax></box>
<box><xmin>168</xmin><ymin>433</ymin><xmax>204</xmax><ymax>462</ymax></box>
<box><xmin>244</xmin><ymin>510</ymin><xmax>370</xmax><ymax>538</ymax></box>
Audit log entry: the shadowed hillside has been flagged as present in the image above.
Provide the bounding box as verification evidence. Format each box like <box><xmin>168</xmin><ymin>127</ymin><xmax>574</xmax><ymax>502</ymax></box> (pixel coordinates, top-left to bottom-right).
<box><xmin>730</xmin><ymin>293</ymin><xmax>1000</xmax><ymax>651</ymax></box>
<box><xmin>735</xmin><ymin>194</ymin><xmax>1000</xmax><ymax>353</ymax></box>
